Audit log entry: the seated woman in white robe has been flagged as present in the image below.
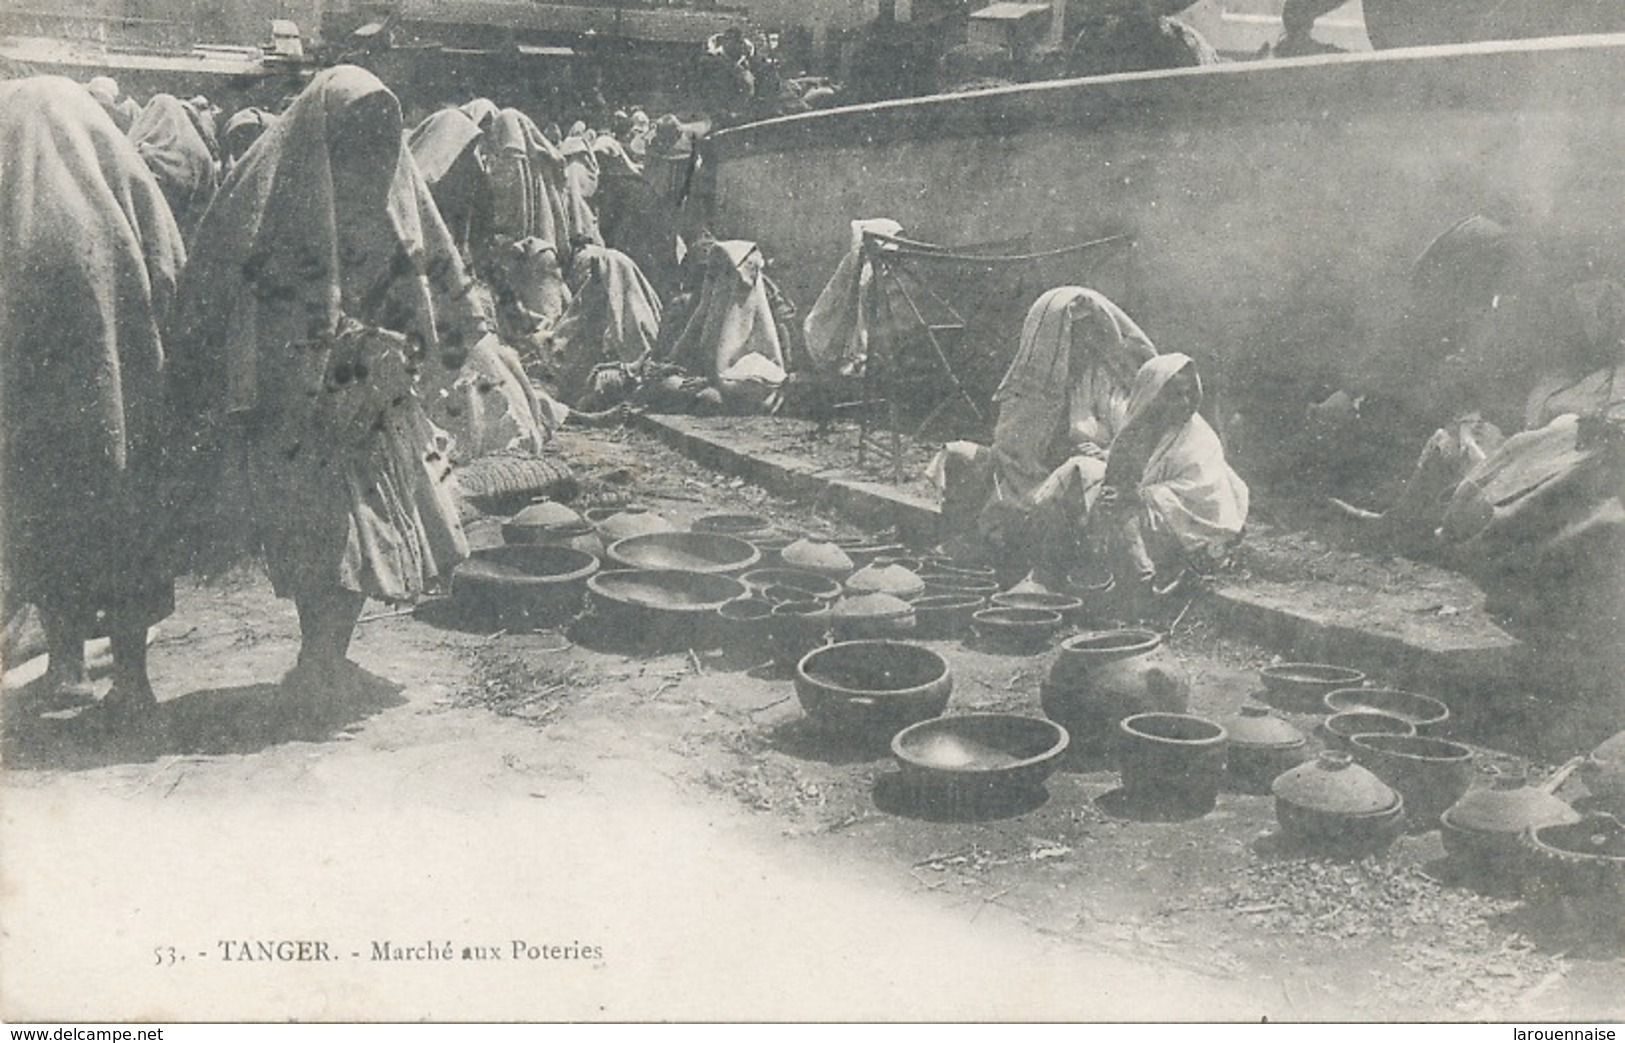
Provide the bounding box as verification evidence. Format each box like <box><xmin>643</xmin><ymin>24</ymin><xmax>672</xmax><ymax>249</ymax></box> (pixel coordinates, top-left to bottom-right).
<box><xmin>930</xmin><ymin>287</ymin><xmax>1156</xmax><ymax>562</ymax></box>
<box><xmin>1080</xmin><ymin>353</ymin><xmax>1250</xmax><ymax>596</ymax></box>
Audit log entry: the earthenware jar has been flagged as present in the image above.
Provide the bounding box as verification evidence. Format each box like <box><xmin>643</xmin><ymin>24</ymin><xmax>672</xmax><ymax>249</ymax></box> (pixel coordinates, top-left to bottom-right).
<box><xmin>1117</xmin><ymin>712</ymin><xmax>1228</xmax><ymax>816</ymax></box>
<box><xmin>1272</xmin><ymin>750</ymin><xmax>1405</xmax><ymax>854</ymax></box>
<box><xmin>1350</xmin><ymin>733</ymin><xmax>1475</xmax><ymax>834</ymax></box>
<box><xmin>1222</xmin><ymin>704</ymin><xmax>1309</xmax><ymax>793</ymax></box>
<box><xmin>1041</xmin><ymin>629</ymin><xmax>1190</xmax><ymax>752</ymax></box>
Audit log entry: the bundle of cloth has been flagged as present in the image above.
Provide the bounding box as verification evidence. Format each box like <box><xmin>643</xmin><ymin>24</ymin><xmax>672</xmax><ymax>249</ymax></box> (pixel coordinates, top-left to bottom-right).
<box><xmin>665</xmin><ymin>239</ymin><xmax>791</xmax><ymax>412</ymax></box>
<box><xmin>163</xmin><ymin>65</ymin><xmax>547</xmax><ymax>688</ymax></box>
<box><xmin>85</xmin><ymin>75</ymin><xmax>141</xmax><ymax>132</ymax></box>
<box><xmin>802</xmin><ymin>218</ymin><xmax>904</xmax><ymax>374</ymax></box>
<box><xmin>128</xmin><ymin>93</ymin><xmax>219</xmax><ymax>238</ymax></box>
<box><xmin>930</xmin><ymin>287</ymin><xmax>1248</xmax><ymax>595</ymax></box>
<box><xmin>1</xmin><ymin>76</ymin><xmax>188</xmax><ymax>716</ymax></box>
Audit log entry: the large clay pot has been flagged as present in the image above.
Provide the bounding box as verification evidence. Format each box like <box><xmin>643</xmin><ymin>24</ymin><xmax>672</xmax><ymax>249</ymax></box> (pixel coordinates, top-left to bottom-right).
<box><xmin>503</xmin><ymin>499</ymin><xmax>605</xmax><ymax>556</ymax></box>
<box><xmin>830</xmin><ymin>592</ymin><xmax>916</xmax><ymax>641</ymax></box>
<box><xmin>1117</xmin><ymin>712</ymin><xmax>1228</xmax><ymax>816</ymax></box>
<box><xmin>845</xmin><ymin>563</ymin><xmax>926</xmax><ymax>600</ymax></box>
<box><xmin>1222</xmin><ymin>705</ymin><xmax>1308</xmax><ymax>794</ymax></box>
<box><xmin>1351</xmin><ymin>733</ymin><xmax>1476</xmax><ymax>835</ymax></box>
<box><xmin>1273</xmin><ymin>751</ymin><xmax>1405</xmax><ymax>855</ymax></box>
<box><xmin>780</xmin><ymin>538</ymin><xmax>854</xmax><ymax>578</ymax></box>
<box><xmin>1041</xmin><ymin>629</ymin><xmax>1190</xmax><ymax>752</ymax></box>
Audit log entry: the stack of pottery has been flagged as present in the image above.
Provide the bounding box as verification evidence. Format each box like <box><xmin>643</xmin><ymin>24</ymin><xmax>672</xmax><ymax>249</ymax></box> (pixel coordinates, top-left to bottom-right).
<box><xmin>1222</xmin><ymin>705</ymin><xmax>1309</xmax><ymax>793</ymax></box>
<box><xmin>1272</xmin><ymin>751</ymin><xmax>1405</xmax><ymax>855</ymax></box>
<box><xmin>1040</xmin><ymin>629</ymin><xmax>1190</xmax><ymax>752</ymax></box>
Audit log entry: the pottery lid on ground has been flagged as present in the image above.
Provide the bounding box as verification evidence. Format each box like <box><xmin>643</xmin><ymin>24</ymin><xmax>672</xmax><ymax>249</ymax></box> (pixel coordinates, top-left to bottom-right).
<box><xmin>831</xmin><ymin>592</ymin><xmax>914</xmax><ymax>621</ymax></box>
<box><xmin>1272</xmin><ymin>751</ymin><xmax>1399</xmax><ymax>816</ymax></box>
<box><xmin>1223</xmin><ymin>705</ymin><xmax>1307</xmax><ymax>751</ymax></box>
<box><xmin>781</xmin><ymin>538</ymin><xmax>854</xmax><ymax>576</ymax></box>
<box><xmin>1442</xmin><ymin>768</ymin><xmax>1580</xmax><ymax>835</ymax></box>
<box><xmin>509</xmin><ymin>499</ymin><xmax>584</xmax><ymax>529</ymax></box>
<box><xmin>594</xmin><ymin>506</ymin><xmax>675</xmax><ymax>541</ymax></box>
<box><xmin>845</xmin><ymin>563</ymin><xmax>925</xmax><ymax>598</ymax></box>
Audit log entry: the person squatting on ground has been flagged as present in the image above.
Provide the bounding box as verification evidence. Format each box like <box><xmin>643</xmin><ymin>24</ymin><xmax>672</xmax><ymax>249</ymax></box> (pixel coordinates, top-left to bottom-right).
<box><xmin>0</xmin><ymin>76</ymin><xmax>189</xmax><ymax>718</ymax></box>
<box><xmin>931</xmin><ymin>288</ymin><xmax>1248</xmax><ymax>606</ymax></box>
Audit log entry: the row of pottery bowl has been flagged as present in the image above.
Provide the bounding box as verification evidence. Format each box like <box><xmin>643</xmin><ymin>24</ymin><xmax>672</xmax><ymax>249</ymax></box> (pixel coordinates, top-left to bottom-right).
<box><xmin>1040</xmin><ymin>629</ymin><xmax>1191</xmax><ymax>752</ymax></box>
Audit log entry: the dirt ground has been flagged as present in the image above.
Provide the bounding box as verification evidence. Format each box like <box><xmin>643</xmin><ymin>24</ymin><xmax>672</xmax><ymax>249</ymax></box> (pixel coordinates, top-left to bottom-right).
<box><xmin>2</xmin><ymin>425</ymin><xmax>1622</xmax><ymax>1023</ymax></box>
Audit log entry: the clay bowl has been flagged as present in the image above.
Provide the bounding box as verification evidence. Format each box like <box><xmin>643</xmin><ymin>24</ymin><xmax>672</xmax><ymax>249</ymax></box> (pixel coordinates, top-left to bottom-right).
<box><xmin>919</xmin><ymin>559</ymin><xmax>999</xmax><ymax>582</ymax></box>
<box><xmin>1117</xmin><ymin>712</ymin><xmax>1229</xmax><ymax>817</ymax></box>
<box><xmin>971</xmin><ymin>607</ymin><xmax>1063</xmax><ymax>655</ymax></box>
<box><xmin>1324</xmin><ymin>687</ymin><xmax>1450</xmax><ymax>731</ymax></box>
<box><xmin>740</xmin><ymin>567</ymin><xmax>843</xmax><ymax>604</ymax></box>
<box><xmin>1350</xmin><ymin>733</ymin><xmax>1475</xmax><ymax>833</ymax></box>
<box><xmin>1321</xmin><ymin>711</ymin><xmax>1417</xmax><ymax>750</ymax></box>
<box><xmin>911</xmin><ymin>594</ymin><xmax>986</xmax><ymax>639</ymax></box>
<box><xmin>990</xmin><ymin>591</ymin><xmax>1085</xmax><ymax>618</ymax></box>
<box><xmin>692</xmin><ymin>512</ymin><xmax>775</xmax><ymax>538</ymax></box>
<box><xmin>1259</xmin><ymin>663</ymin><xmax>1367</xmax><ymax>713</ymax></box>
<box><xmin>586</xmin><ymin>569</ymin><xmax>747</xmax><ymax>645</ymax></box>
<box><xmin>713</xmin><ymin>596</ymin><xmax>775</xmax><ymax>650</ymax></box>
<box><xmin>606</xmin><ymin>532</ymin><xmax>761</xmax><ymax>575</ymax></box>
<box><xmin>921</xmin><ymin>573</ymin><xmax>1002</xmax><ymax>599</ymax></box>
<box><xmin>767</xmin><ymin>599</ymin><xmax>832</xmax><ymax>668</ymax></box>
<box><xmin>892</xmin><ymin>713</ymin><xmax>1070</xmax><ymax>799</ymax></box>
<box><xmin>1523</xmin><ymin>813</ymin><xmax>1625</xmax><ymax>906</ymax></box>
<box><xmin>794</xmin><ymin>640</ymin><xmax>952</xmax><ymax>740</ymax></box>
<box><xmin>450</xmin><ymin>545</ymin><xmax>599</xmax><ymax>625</ymax></box>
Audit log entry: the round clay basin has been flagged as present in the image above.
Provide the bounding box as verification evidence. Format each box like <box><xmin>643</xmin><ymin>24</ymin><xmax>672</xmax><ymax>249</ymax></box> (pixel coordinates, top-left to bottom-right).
<box><xmin>606</xmin><ymin>532</ymin><xmax>761</xmax><ymax>574</ymax></box>
<box><xmin>1325</xmin><ymin>687</ymin><xmax>1450</xmax><ymax>730</ymax></box>
<box><xmin>693</xmin><ymin>512</ymin><xmax>774</xmax><ymax>536</ymax></box>
<box><xmin>1351</xmin><ymin>732</ymin><xmax>1475</xmax><ymax>833</ymax></box>
<box><xmin>587</xmin><ymin>569</ymin><xmax>747</xmax><ymax>615</ymax></box>
<box><xmin>451</xmin><ymin>545</ymin><xmax>599</xmax><ymax>621</ymax></box>
<box><xmin>795</xmin><ymin>640</ymin><xmax>952</xmax><ymax>736</ymax></box>
<box><xmin>1322</xmin><ymin>711</ymin><xmax>1416</xmax><ymax>749</ymax></box>
<box><xmin>740</xmin><ymin>567</ymin><xmax>843</xmax><ymax>603</ymax></box>
<box><xmin>972</xmin><ymin>607</ymin><xmax>1061</xmax><ymax>654</ymax></box>
<box><xmin>892</xmin><ymin>713</ymin><xmax>1069</xmax><ymax>794</ymax></box>
<box><xmin>1260</xmin><ymin>662</ymin><xmax>1367</xmax><ymax>712</ymax></box>
<box><xmin>991</xmin><ymin>590</ymin><xmax>1085</xmax><ymax>616</ymax></box>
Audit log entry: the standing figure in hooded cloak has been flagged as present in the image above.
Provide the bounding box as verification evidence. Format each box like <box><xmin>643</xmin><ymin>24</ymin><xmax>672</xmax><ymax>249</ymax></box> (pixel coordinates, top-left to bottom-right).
<box><xmin>165</xmin><ymin>66</ymin><xmax>489</xmax><ymax>691</ymax></box>
<box><xmin>1</xmin><ymin>76</ymin><xmax>187</xmax><ymax>717</ymax></box>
